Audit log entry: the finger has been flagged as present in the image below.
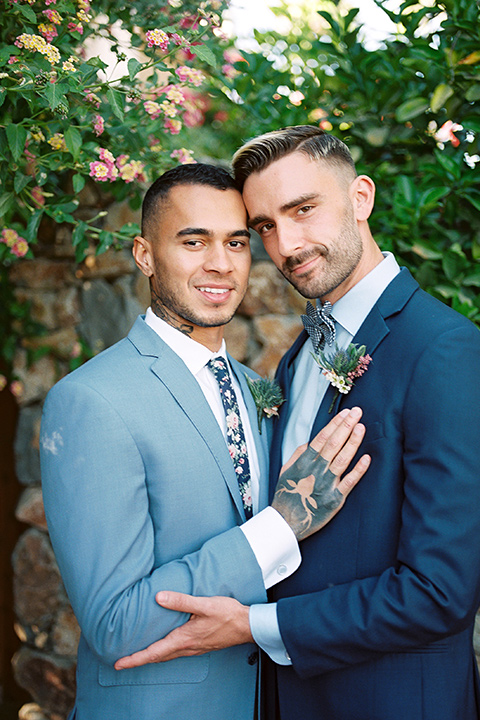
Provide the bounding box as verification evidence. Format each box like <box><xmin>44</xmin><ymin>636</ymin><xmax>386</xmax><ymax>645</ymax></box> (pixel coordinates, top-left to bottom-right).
<box><xmin>115</xmin><ymin>637</ymin><xmax>172</xmax><ymax>669</ymax></box>
<box><xmin>310</xmin><ymin>407</ymin><xmax>363</xmax><ymax>462</ymax></box>
<box><xmin>336</xmin><ymin>454</ymin><xmax>371</xmax><ymax>497</ymax></box>
<box><xmin>155</xmin><ymin>591</ymin><xmax>202</xmax><ymax>614</ymax></box>
<box><xmin>308</xmin><ymin>408</ymin><xmax>352</xmax><ymax>455</ymax></box>
<box><xmin>328</xmin><ymin>422</ymin><xmax>366</xmax><ymax>477</ymax></box>
<box><xmin>280</xmin><ymin>443</ymin><xmax>308</xmax><ymax>474</ymax></box>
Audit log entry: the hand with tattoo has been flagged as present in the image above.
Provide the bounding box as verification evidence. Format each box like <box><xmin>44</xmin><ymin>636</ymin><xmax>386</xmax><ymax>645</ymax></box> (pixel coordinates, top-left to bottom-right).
<box><xmin>272</xmin><ymin>407</ymin><xmax>370</xmax><ymax>540</ymax></box>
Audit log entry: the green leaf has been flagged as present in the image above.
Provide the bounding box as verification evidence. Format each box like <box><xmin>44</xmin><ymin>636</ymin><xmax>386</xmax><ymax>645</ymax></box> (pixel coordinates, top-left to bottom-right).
<box><xmin>396</xmin><ymin>175</ymin><xmax>416</xmax><ymax>205</ymax></box>
<box><xmin>417</xmin><ymin>186</ymin><xmax>449</xmax><ymax>211</ymax></box>
<box><xmin>72</xmin><ymin>221</ymin><xmax>88</xmax><ymax>248</ymax></box>
<box><xmin>395</xmin><ymin>97</ymin><xmax>429</xmax><ymax>122</ymax></box>
<box><xmin>72</xmin><ymin>174</ymin><xmax>86</xmax><ymax>194</ymax></box>
<box><xmin>26</xmin><ymin>209</ymin><xmax>43</xmax><ymax>242</ymax></box>
<box><xmin>6</xmin><ymin>124</ymin><xmax>27</xmax><ymax>162</ymax></box>
<box><xmin>128</xmin><ymin>57</ymin><xmax>143</xmax><ymax>81</ymax></box>
<box><xmin>106</xmin><ymin>87</ymin><xmax>125</xmax><ymax>120</ymax></box>
<box><xmin>17</xmin><ymin>3</ymin><xmax>36</xmax><ymax>22</ymax></box>
<box><xmin>96</xmin><ymin>230</ymin><xmax>114</xmax><ymax>254</ymax></box>
<box><xmin>463</xmin><ymin>272</ymin><xmax>480</xmax><ymax>287</ymax></box>
<box><xmin>465</xmin><ymin>85</ymin><xmax>480</xmax><ymax>102</ymax></box>
<box><xmin>14</xmin><ymin>172</ymin><xmax>31</xmax><ymax>194</ymax></box>
<box><xmin>191</xmin><ymin>44</ymin><xmax>217</xmax><ymax>68</ymax></box>
<box><xmin>463</xmin><ymin>193</ymin><xmax>480</xmax><ymax>213</ymax></box>
<box><xmin>43</xmin><ymin>83</ymin><xmax>67</xmax><ymax>111</ymax></box>
<box><xmin>64</xmin><ymin>127</ymin><xmax>82</xmax><ymax>160</ymax></box>
<box><xmin>364</xmin><ymin>126</ymin><xmax>389</xmax><ymax>147</ymax></box>
<box><xmin>430</xmin><ymin>83</ymin><xmax>454</xmax><ymax>113</ymax></box>
<box><xmin>0</xmin><ymin>192</ymin><xmax>14</xmax><ymax>219</ymax></box>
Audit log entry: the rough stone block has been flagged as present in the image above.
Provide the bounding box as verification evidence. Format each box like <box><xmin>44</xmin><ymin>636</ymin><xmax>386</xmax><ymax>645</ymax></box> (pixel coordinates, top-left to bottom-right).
<box><xmin>14</xmin><ymin>405</ymin><xmax>42</xmax><ymax>487</ymax></box>
<box><xmin>16</xmin><ymin>487</ymin><xmax>47</xmax><ymax>531</ymax></box>
<box><xmin>13</xmin><ymin>647</ymin><xmax>75</xmax><ymax>720</ymax></box>
<box><xmin>251</xmin><ymin>315</ymin><xmax>303</xmax><ymax>377</ymax></box>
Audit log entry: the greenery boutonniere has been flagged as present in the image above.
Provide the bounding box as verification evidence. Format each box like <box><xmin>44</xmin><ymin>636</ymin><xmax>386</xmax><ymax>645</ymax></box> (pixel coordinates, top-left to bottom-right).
<box><xmin>244</xmin><ymin>374</ymin><xmax>285</xmax><ymax>434</ymax></box>
<box><xmin>312</xmin><ymin>343</ymin><xmax>372</xmax><ymax>413</ymax></box>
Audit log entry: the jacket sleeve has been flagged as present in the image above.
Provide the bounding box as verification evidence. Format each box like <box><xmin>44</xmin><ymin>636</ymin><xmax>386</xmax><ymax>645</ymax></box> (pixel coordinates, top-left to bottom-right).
<box><xmin>277</xmin><ymin>322</ymin><xmax>480</xmax><ymax>678</ymax></box>
<box><xmin>40</xmin><ymin>379</ymin><xmax>267</xmax><ymax>666</ymax></box>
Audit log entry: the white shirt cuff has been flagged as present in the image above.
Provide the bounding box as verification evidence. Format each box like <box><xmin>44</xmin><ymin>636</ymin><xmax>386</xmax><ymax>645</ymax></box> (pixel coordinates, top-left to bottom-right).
<box><xmin>240</xmin><ymin>506</ymin><xmax>301</xmax><ymax>589</ymax></box>
<box><xmin>250</xmin><ymin>603</ymin><xmax>292</xmax><ymax>665</ymax></box>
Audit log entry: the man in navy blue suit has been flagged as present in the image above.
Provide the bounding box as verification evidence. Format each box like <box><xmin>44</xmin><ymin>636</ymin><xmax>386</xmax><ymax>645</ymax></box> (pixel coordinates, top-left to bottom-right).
<box><xmin>116</xmin><ymin>127</ymin><xmax>480</xmax><ymax>720</ymax></box>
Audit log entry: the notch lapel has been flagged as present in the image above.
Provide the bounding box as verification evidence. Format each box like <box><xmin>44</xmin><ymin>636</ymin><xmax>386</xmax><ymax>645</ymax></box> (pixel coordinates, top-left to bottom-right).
<box><xmin>310</xmin><ymin>268</ymin><xmax>419</xmax><ymax>438</ymax></box>
<box><xmin>128</xmin><ymin>317</ymin><xmax>246</xmax><ymax>520</ymax></box>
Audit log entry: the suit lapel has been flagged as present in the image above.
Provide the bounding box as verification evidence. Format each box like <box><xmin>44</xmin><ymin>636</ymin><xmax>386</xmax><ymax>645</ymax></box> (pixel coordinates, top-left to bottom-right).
<box><xmin>310</xmin><ymin>268</ymin><xmax>419</xmax><ymax>437</ymax></box>
<box><xmin>128</xmin><ymin>318</ymin><xmax>246</xmax><ymax>520</ymax></box>
<box><xmin>231</xmin><ymin>358</ymin><xmax>270</xmax><ymax>511</ymax></box>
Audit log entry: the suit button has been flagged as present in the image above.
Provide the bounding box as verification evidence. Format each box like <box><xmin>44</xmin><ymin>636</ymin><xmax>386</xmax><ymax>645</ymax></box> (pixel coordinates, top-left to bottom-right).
<box><xmin>247</xmin><ymin>651</ymin><xmax>258</xmax><ymax>665</ymax></box>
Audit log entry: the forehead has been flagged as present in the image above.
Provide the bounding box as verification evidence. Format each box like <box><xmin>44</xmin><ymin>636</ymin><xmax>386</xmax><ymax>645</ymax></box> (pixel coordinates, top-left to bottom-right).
<box><xmin>161</xmin><ymin>183</ymin><xmax>247</xmax><ymax>230</ymax></box>
<box><xmin>242</xmin><ymin>152</ymin><xmax>345</xmax><ymax>215</ymax></box>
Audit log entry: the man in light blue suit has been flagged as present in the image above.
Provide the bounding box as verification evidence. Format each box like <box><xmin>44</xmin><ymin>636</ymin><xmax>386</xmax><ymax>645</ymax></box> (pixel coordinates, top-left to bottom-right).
<box><xmin>40</xmin><ymin>162</ymin><xmax>369</xmax><ymax>720</ymax></box>
<box><xmin>117</xmin><ymin>129</ymin><xmax>480</xmax><ymax>720</ymax></box>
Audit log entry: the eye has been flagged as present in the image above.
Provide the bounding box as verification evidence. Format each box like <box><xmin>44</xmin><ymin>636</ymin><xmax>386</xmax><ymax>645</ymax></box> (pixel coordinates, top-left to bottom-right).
<box><xmin>184</xmin><ymin>239</ymin><xmax>203</xmax><ymax>247</ymax></box>
<box><xmin>257</xmin><ymin>222</ymin><xmax>274</xmax><ymax>236</ymax></box>
<box><xmin>228</xmin><ymin>239</ymin><xmax>248</xmax><ymax>248</ymax></box>
<box><xmin>297</xmin><ymin>205</ymin><xmax>313</xmax><ymax>215</ymax></box>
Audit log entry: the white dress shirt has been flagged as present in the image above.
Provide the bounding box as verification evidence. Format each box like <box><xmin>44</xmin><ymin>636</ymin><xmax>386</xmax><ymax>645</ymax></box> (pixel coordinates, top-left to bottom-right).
<box><xmin>145</xmin><ymin>308</ymin><xmax>300</xmax><ymax>589</ymax></box>
<box><xmin>250</xmin><ymin>252</ymin><xmax>401</xmax><ymax>664</ymax></box>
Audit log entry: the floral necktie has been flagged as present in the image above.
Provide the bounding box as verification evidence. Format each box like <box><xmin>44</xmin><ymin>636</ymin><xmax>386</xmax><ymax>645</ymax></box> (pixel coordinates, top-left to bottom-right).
<box><xmin>301</xmin><ymin>300</ymin><xmax>336</xmax><ymax>353</ymax></box>
<box><xmin>207</xmin><ymin>358</ymin><xmax>253</xmax><ymax>519</ymax></box>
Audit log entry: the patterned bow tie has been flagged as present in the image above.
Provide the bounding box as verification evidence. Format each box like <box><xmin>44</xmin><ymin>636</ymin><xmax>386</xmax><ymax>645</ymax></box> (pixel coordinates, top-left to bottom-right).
<box><xmin>301</xmin><ymin>300</ymin><xmax>336</xmax><ymax>353</ymax></box>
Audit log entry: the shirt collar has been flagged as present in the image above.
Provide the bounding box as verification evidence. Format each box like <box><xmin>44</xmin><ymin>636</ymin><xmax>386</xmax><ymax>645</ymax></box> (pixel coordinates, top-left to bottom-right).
<box><xmin>145</xmin><ymin>307</ymin><xmax>227</xmax><ymax>376</ymax></box>
<box><xmin>328</xmin><ymin>252</ymin><xmax>400</xmax><ymax>336</ymax></box>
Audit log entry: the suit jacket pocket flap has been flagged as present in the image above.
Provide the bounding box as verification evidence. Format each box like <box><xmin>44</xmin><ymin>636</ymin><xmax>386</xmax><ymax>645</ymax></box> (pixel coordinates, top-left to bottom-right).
<box><xmin>99</xmin><ymin>655</ymin><xmax>210</xmax><ymax>686</ymax></box>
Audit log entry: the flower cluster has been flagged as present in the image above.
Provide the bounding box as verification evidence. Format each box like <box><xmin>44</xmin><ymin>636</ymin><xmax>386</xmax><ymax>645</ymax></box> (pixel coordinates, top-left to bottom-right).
<box><xmin>89</xmin><ymin>149</ymin><xmax>145</xmax><ymax>184</ymax></box>
<box><xmin>146</xmin><ymin>28</ymin><xmax>169</xmax><ymax>51</ymax></box>
<box><xmin>175</xmin><ymin>66</ymin><xmax>204</xmax><ymax>87</ymax></box>
<box><xmin>312</xmin><ymin>343</ymin><xmax>372</xmax><ymax>412</ymax></box>
<box><xmin>48</xmin><ymin>133</ymin><xmax>67</xmax><ymax>151</ymax></box>
<box><xmin>14</xmin><ymin>33</ymin><xmax>60</xmax><ymax>65</ymax></box>
<box><xmin>170</xmin><ymin>148</ymin><xmax>195</xmax><ymax>164</ymax></box>
<box><xmin>1</xmin><ymin>228</ymin><xmax>29</xmax><ymax>258</ymax></box>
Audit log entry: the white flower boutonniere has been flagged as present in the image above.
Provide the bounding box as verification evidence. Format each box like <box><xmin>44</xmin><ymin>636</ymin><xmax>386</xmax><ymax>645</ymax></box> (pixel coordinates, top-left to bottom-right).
<box><xmin>312</xmin><ymin>343</ymin><xmax>372</xmax><ymax>412</ymax></box>
<box><xmin>244</xmin><ymin>374</ymin><xmax>285</xmax><ymax>434</ymax></box>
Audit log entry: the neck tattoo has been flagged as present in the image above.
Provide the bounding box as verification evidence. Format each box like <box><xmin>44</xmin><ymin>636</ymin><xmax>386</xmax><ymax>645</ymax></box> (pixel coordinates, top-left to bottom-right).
<box><xmin>151</xmin><ymin>294</ymin><xmax>194</xmax><ymax>337</ymax></box>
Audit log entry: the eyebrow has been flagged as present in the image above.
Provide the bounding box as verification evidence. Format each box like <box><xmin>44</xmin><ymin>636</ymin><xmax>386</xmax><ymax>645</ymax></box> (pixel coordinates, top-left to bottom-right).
<box><xmin>248</xmin><ymin>193</ymin><xmax>321</xmax><ymax>228</ymax></box>
<box><xmin>177</xmin><ymin>227</ymin><xmax>250</xmax><ymax>238</ymax></box>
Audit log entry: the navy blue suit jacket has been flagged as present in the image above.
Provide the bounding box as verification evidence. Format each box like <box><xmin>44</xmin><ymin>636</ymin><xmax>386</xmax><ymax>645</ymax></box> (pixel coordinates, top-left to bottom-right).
<box><xmin>268</xmin><ymin>269</ymin><xmax>480</xmax><ymax>720</ymax></box>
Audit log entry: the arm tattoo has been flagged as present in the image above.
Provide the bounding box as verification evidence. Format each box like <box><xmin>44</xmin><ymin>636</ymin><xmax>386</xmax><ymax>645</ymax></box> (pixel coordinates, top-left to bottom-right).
<box><xmin>151</xmin><ymin>291</ymin><xmax>194</xmax><ymax>337</ymax></box>
<box><xmin>272</xmin><ymin>445</ymin><xmax>343</xmax><ymax>541</ymax></box>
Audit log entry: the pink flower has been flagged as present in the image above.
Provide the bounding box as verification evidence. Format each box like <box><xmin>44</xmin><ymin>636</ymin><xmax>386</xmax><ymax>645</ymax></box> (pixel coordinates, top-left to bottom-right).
<box><xmin>31</xmin><ymin>186</ymin><xmax>45</xmax><ymax>207</ymax></box>
<box><xmin>12</xmin><ymin>239</ymin><xmax>29</xmax><ymax>257</ymax></box>
<box><xmin>9</xmin><ymin>380</ymin><xmax>24</xmax><ymax>399</ymax></box>
<box><xmin>93</xmin><ymin>114</ymin><xmax>104</xmax><ymax>136</ymax></box>
<box><xmin>8</xmin><ymin>56</ymin><xmax>18</xmax><ymax>64</ymax></box>
<box><xmin>435</xmin><ymin>120</ymin><xmax>462</xmax><ymax>148</ymax></box>
<box><xmin>68</xmin><ymin>22</ymin><xmax>83</xmax><ymax>34</ymax></box>
<box><xmin>170</xmin><ymin>148</ymin><xmax>196</xmax><ymax>165</ymax></box>
<box><xmin>164</xmin><ymin>118</ymin><xmax>182</xmax><ymax>135</ymax></box>
<box><xmin>89</xmin><ymin>161</ymin><xmax>109</xmax><ymax>181</ymax></box>
<box><xmin>145</xmin><ymin>29</ymin><xmax>169</xmax><ymax>51</ymax></box>
<box><xmin>1</xmin><ymin>228</ymin><xmax>19</xmax><ymax>247</ymax></box>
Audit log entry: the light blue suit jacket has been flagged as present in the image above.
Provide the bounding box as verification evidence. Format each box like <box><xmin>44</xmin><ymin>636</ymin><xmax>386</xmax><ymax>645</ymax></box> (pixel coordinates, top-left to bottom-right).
<box><xmin>40</xmin><ymin>316</ymin><xmax>270</xmax><ymax>720</ymax></box>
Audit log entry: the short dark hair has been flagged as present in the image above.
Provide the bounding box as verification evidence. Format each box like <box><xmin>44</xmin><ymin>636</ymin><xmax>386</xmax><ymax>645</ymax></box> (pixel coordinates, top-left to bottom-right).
<box><xmin>141</xmin><ymin>163</ymin><xmax>237</xmax><ymax>238</ymax></box>
<box><xmin>232</xmin><ymin>125</ymin><xmax>356</xmax><ymax>190</ymax></box>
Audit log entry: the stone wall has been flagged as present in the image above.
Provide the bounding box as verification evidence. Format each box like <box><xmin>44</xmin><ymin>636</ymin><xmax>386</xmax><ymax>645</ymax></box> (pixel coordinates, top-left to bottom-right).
<box><xmin>8</xmin><ymin>214</ymin><xmax>480</xmax><ymax>719</ymax></box>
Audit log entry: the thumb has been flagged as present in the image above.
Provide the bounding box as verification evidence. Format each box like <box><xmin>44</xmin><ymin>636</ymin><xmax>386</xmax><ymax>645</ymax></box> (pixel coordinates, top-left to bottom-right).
<box><xmin>156</xmin><ymin>591</ymin><xmax>199</xmax><ymax>614</ymax></box>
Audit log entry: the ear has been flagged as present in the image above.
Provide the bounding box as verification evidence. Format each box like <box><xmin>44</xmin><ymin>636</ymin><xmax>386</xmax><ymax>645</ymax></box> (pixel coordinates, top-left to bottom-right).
<box><xmin>133</xmin><ymin>235</ymin><xmax>154</xmax><ymax>277</ymax></box>
<box><xmin>350</xmin><ymin>175</ymin><xmax>375</xmax><ymax>222</ymax></box>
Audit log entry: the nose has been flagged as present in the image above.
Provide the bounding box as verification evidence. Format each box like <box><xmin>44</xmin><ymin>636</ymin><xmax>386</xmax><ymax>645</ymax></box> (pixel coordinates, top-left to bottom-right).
<box><xmin>203</xmin><ymin>243</ymin><xmax>234</xmax><ymax>274</ymax></box>
<box><xmin>275</xmin><ymin>220</ymin><xmax>305</xmax><ymax>258</ymax></box>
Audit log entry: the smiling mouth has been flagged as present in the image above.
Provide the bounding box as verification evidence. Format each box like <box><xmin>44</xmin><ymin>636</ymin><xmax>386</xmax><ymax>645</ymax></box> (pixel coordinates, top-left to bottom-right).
<box><xmin>197</xmin><ymin>286</ymin><xmax>233</xmax><ymax>302</ymax></box>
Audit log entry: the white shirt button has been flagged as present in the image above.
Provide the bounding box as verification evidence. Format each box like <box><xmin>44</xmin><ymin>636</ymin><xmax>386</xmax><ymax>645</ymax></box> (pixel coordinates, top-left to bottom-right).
<box><xmin>277</xmin><ymin>564</ymin><xmax>287</xmax><ymax>575</ymax></box>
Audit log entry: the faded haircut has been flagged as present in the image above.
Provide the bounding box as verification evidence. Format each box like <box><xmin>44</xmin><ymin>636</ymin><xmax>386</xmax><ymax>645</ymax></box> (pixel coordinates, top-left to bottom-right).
<box><xmin>232</xmin><ymin>125</ymin><xmax>357</xmax><ymax>191</ymax></box>
<box><xmin>141</xmin><ymin>163</ymin><xmax>237</xmax><ymax>239</ymax></box>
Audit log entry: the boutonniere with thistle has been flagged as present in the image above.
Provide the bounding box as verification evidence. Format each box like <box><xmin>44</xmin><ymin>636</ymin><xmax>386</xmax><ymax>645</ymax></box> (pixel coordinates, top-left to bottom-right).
<box><xmin>312</xmin><ymin>343</ymin><xmax>372</xmax><ymax>413</ymax></box>
<box><xmin>244</xmin><ymin>374</ymin><xmax>285</xmax><ymax>434</ymax></box>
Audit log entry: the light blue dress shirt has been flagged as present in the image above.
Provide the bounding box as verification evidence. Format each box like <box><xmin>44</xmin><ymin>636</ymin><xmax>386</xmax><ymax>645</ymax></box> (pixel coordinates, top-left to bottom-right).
<box><xmin>250</xmin><ymin>252</ymin><xmax>400</xmax><ymax>665</ymax></box>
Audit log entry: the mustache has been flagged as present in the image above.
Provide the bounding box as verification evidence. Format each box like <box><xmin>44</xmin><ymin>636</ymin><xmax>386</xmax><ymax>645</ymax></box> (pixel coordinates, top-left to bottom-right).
<box><xmin>283</xmin><ymin>247</ymin><xmax>326</xmax><ymax>273</ymax></box>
